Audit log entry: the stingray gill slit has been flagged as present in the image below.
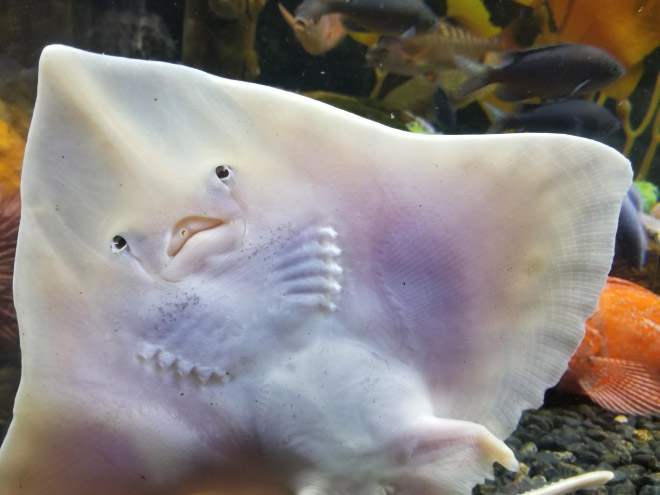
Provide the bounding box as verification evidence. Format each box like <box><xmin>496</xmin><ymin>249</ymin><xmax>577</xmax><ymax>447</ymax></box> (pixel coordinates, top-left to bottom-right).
<box><xmin>137</xmin><ymin>344</ymin><xmax>230</xmax><ymax>385</ymax></box>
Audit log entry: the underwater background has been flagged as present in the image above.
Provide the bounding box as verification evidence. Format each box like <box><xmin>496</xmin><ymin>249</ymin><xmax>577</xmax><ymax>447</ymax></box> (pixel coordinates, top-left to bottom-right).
<box><xmin>1</xmin><ymin>1</ymin><xmax>660</xmax><ymax>494</ymax></box>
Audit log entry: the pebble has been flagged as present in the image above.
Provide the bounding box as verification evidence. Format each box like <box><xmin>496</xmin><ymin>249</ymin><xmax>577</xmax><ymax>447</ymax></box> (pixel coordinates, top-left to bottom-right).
<box><xmin>611</xmin><ymin>470</ymin><xmax>628</xmax><ymax>483</ymax></box>
<box><xmin>517</xmin><ymin>442</ymin><xmax>538</xmax><ymax>461</ymax></box>
<box><xmin>642</xmin><ymin>474</ymin><xmax>660</xmax><ymax>486</ymax></box>
<box><xmin>632</xmin><ymin>453</ymin><xmax>658</xmax><ymax>469</ymax></box>
<box><xmin>577</xmin><ymin>450</ymin><xmax>601</xmax><ymax>465</ymax></box>
<box><xmin>612</xmin><ymin>479</ymin><xmax>638</xmax><ymax>495</ymax></box>
<box><xmin>635</xmin><ymin>430</ymin><xmax>655</xmax><ymax>442</ymax></box>
<box><xmin>640</xmin><ymin>486</ymin><xmax>660</xmax><ymax>495</ymax></box>
<box><xmin>588</xmin><ymin>428</ymin><xmax>610</xmax><ymax>441</ymax></box>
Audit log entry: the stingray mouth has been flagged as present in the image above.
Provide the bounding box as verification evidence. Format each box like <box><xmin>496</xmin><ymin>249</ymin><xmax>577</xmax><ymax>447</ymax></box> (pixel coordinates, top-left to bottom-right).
<box><xmin>167</xmin><ymin>216</ymin><xmax>228</xmax><ymax>257</ymax></box>
<box><xmin>161</xmin><ymin>214</ymin><xmax>246</xmax><ymax>281</ymax></box>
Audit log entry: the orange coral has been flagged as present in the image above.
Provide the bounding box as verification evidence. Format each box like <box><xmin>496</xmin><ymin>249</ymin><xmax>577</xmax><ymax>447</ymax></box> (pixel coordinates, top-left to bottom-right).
<box><xmin>538</xmin><ymin>0</ymin><xmax>660</xmax><ymax>99</ymax></box>
<box><xmin>548</xmin><ymin>0</ymin><xmax>660</xmax><ymax>69</ymax></box>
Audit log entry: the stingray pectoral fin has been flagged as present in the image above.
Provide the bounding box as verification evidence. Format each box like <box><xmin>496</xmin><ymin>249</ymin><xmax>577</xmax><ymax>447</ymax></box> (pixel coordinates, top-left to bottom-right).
<box><xmin>0</xmin><ymin>391</ymin><xmax>183</xmax><ymax>495</ymax></box>
<box><xmin>350</xmin><ymin>133</ymin><xmax>632</xmax><ymax>443</ymax></box>
<box><xmin>389</xmin><ymin>417</ymin><xmax>518</xmax><ymax>495</ymax></box>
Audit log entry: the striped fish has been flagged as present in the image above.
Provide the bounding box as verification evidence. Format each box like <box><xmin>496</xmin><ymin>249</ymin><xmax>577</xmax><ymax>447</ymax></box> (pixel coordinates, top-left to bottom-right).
<box><xmin>366</xmin><ymin>21</ymin><xmax>502</xmax><ymax>76</ymax></box>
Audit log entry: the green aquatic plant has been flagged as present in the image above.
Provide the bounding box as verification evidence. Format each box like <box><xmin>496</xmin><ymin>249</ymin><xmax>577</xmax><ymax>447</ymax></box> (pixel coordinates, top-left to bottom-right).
<box><xmin>633</xmin><ymin>180</ymin><xmax>660</xmax><ymax>212</ymax></box>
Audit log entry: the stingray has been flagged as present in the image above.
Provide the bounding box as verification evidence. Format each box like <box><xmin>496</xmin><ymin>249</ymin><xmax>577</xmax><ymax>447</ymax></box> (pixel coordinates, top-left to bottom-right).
<box><xmin>0</xmin><ymin>45</ymin><xmax>631</xmax><ymax>495</ymax></box>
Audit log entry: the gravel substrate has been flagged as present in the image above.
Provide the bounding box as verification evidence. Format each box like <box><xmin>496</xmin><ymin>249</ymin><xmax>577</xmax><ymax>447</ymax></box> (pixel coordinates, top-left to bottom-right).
<box><xmin>474</xmin><ymin>391</ymin><xmax>660</xmax><ymax>495</ymax></box>
<box><xmin>0</xmin><ymin>364</ymin><xmax>658</xmax><ymax>495</ymax></box>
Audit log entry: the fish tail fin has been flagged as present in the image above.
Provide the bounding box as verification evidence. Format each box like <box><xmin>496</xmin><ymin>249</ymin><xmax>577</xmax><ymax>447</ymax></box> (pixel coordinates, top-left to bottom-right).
<box><xmin>453</xmin><ymin>55</ymin><xmax>491</xmax><ymax>100</ymax></box>
<box><xmin>579</xmin><ymin>357</ymin><xmax>660</xmax><ymax>415</ymax></box>
<box><xmin>278</xmin><ymin>3</ymin><xmax>297</xmax><ymax>25</ymax></box>
<box><xmin>481</xmin><ymin>102</ymin><xmax>510</xmax><ymax>133</ymax></box>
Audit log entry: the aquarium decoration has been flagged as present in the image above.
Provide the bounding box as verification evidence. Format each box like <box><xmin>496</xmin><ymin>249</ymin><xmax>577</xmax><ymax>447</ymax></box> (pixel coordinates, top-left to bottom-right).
<box><xmin>633</xmin><ymin>180</ymin><xmax>660</xmax><ymax>212</ymax></box>
<box><xmin>183</xmin><ymin>0</ymin><xmax>266</xmax><ymax>80</ymax></box>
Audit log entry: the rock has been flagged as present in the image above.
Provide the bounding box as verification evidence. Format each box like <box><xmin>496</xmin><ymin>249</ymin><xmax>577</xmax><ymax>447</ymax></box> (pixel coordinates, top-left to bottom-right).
<box><xmin>632</xmin><ymin>453</ymin><xmax>659</xmax><ymax>470</ymax></box>
<box><xmin>634</xmin><ymin>429</ymin><xmax>654</xmax><ymax>442</ymax></box>
<box><xmin>517</xmin><ymin>442</ymin><xmax>538</xmax><ymax>461</ymax></box>
<box><xmin>556</xmin><ymin>461</ymin><xmax>584</xmax><ymax>478</ymax></box>
<box><xmin>576</xmin><ymin>450</ymin><xmax>601</xmax><ymax>465</ymax></box>
<box><xmin>610</xmin><ymin>470</ymin><xmax>628</xmax><ymax>484</ymax></box>
<box><xmin>586</xmin><ymin>427</ymin><xmax>609</xmax><ymax>441</ymax></box>
<box><xmin>619</xmin><ymin>463</ymin><xmax>647</xmax><ymax>485</ymax></box>
<box><xmin>610</xmin><ymin>479</ymin><xmax>637</xmax><ymax>495</ymax></box>
<box><xmin>615</xmin><ymin>424</ymin><xmax>636</xmax><ymax>439</ymax></box>
<box><xmin>641</xmin><ymin>473</ymin><xmax>660</xmax><ymax>486</ymax></box>
<box><xmin>640</xmin><ymin>486</ymin><xmax>660</xmax><ymax>495</ymax></box>
<box><xmin>577</xmin><ymin>404</ymin><xmax>597</xmax><ymax>418</ymax></box>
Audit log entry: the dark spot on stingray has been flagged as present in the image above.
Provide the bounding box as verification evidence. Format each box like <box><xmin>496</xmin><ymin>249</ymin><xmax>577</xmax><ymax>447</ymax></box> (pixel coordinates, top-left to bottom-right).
<box><xmin>111</xmin><ymin>235</ymin><xmax>128</xmax><ymax>252</ymax></box>
<box><xmin>215</xmin><ymin>165</ymin><xmax>231</xmax><ymax>180</ymax></box>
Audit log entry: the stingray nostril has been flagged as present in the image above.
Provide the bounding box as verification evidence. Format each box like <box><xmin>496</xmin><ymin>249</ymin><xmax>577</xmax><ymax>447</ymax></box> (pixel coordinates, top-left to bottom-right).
<box><xmin>215</xmin><ymin>165</ymin><xmax>231</xmax><ymax>180</ymax></box>
<box><xmin>111</xmin><ymin>235</ymin><xmax>128</xmax><ymax>253</ymax></box>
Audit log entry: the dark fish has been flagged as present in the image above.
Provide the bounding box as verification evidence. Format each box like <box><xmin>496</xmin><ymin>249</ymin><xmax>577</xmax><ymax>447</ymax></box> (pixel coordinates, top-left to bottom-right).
<box><xmin>89</xmin><ymin>10</ymin><xmax>177</xmax><ymax>62</ymax></box>
<box><xmin>486</xmin><ymin>99</ymin><xmax>621</xmax><ymax>138</ymax></box>
<box><xmin>0</xmin><ymin>55</ymin><xmax>23</xmax><ymax>79</ymax></box>
<box><xmin>366</xmin><ymin>21</ymin><xmax>501</xmax><ymax>76</ymax></box>
<box><xmin>294</xmin><ymin>0</ymin><xmax>439</xmax><ymax>36</ymax></box>
<box><xmin>455</xmin><ymin>43</ymin><xmax>625</xmax><ymax>101</ymax></box>
<box><xmin>0</xmin><ymin>55</ymin><xmax>37</xmax><ymax>98</ymax></box>
<box><xmin>430</xmin><ymin>86</ymin><xmax>456</xmax><ymax>131</ymax></box>
<box><xmin>616</xmin><ymin>186</ymin><xmax>647</xmax><ymax>269</ymax></box>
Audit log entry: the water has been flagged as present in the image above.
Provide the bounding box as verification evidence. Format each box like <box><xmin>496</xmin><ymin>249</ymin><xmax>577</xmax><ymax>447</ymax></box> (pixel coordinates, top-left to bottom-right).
<box><xmin>1</xmin><ymin>1</ymin><xmax>659</xmax><ymax>494</ymax></box>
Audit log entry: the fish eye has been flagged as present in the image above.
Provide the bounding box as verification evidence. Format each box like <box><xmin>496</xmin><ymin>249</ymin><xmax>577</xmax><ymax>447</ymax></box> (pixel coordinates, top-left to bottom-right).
<box><xmin>215</xmin><ymin>165</ymin><xmax>232</xmax><ymax>180</ymax></box>
<box><xmin>111</xmin><ymin>235</ymin><xmax>128</xmax><ymax>253</ymax></box>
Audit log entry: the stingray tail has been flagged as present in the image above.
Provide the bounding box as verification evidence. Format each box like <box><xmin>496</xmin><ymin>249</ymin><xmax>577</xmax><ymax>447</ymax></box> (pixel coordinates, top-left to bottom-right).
<box><xmin>454</xmin><ymin>55</ymin><xmax>492</xmax><ymax>100</ymax></box>
<box><xmin>513</xmin><ymin>471</ymin><xmax>614</xmax><ymax>495</ymax></box>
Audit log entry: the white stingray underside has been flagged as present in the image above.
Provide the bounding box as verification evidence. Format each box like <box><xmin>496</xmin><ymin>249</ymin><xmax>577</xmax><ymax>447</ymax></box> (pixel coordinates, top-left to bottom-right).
<box><xmin>0</xmin><ymin>45</ymin><xmax>631</xmax><ymax>495</ymax></box>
